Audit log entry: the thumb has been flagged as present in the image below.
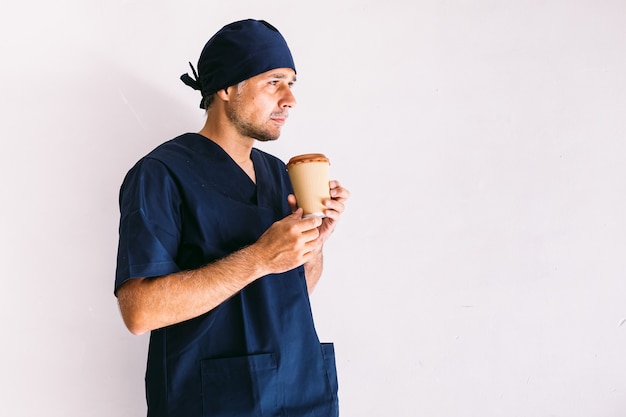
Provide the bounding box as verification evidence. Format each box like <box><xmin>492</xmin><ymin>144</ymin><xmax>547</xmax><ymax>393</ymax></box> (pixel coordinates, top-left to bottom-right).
<box><xmin>290</xmin><ymin>208</ymin><xmax>304</xmax><ymax>219</ymax></box>
<box><xmin>287</xmin><ymin>194</ymin><xmax>298</xmax><ymax>212</ymax></box>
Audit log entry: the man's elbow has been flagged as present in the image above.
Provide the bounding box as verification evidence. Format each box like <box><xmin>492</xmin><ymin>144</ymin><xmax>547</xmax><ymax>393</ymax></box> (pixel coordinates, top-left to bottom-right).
<box><xmin>117</xmin><ymin>301</ymin><xmax>149</xmax><ymax>335</ymax></box>
<box><xmin>123</xmin><ymin>313</ymin><xmax>150</xmax><ymax>336</ymax></box>
<box><xmin>116</xmin><ymin>280</ymin><xmax>150</xmax><ymax>336</ymax></box>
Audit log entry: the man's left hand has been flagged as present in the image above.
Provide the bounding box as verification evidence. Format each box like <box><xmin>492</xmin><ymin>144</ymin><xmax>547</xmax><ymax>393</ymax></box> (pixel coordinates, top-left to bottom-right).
<box><xmin>288</xmin><ymin>180</ymin><xmax>350</xmax><ymax>245</ymax></box>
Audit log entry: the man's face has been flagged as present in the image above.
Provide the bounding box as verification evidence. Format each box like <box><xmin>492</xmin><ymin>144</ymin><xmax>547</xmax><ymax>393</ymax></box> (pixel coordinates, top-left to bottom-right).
<box><xmin>225</xmin><ymin>68</ymin><xmax>297</xmax><ymax>142</ymax></box>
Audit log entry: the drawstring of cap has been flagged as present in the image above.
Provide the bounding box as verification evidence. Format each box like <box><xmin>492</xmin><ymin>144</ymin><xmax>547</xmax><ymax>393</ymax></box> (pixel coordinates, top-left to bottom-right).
<box><xmin>180</xmin><ymin>62</ymin><xmax>202</xmax><ymax>91</ymax></box>
<box><xmin>180</xmin><ymin>62</ymin><xmax>206</xmax><ymax>108</ymax></box>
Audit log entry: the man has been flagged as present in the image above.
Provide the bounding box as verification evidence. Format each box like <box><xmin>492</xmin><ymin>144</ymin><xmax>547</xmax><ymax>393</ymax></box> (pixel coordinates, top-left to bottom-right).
<box><xmin>115</xmin><ymin>19</ymin><xmax>349</xmax><ymax>416</ymax></box>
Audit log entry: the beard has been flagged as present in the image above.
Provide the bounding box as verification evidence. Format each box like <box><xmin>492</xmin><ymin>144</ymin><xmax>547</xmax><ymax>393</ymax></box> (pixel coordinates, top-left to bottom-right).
<box><xmin>225</xmin><ymin>95</ymin><xmax>282</xmax><ymax>142</ymax></box>
<box><xmin>229</xmin><ymin>117</ymin><xmax>279</xmax><ymax>142</ymax></box>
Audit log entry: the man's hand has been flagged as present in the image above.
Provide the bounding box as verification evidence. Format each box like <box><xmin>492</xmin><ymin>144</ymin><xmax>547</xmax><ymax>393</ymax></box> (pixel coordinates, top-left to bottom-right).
<box><xmin>288</xmin><ymin>180</ymin><xmax>350</xmax><ymax>244</ymax></box>
<box><xmin>253</xmin><ymin>209</ymin><xmax>323</xmax><ymax>275</ymax></box>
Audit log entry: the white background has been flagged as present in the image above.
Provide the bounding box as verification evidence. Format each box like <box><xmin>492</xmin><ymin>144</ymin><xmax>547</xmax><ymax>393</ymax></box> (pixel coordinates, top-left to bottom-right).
<box><xmin>1</xmin><ymin>1</ymin><xmax>625</xmax><ymax>416</ymax></box>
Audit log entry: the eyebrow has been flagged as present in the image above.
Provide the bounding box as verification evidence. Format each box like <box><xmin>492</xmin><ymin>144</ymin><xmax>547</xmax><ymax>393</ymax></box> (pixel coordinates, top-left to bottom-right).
<box><xmin>268</xmin><ymin>72</ymin><xmax>297</xmax><ymax>83</ymax></box>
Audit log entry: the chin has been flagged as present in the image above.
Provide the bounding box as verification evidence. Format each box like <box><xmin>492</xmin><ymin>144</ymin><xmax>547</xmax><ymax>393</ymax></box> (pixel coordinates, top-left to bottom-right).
<box><xmin>256</xmin><ymin>136</ymin><xmax>280</xmax><ymax>142</ymax></box>
<box><xmin>254</xmin><ymin>129</ymin><xmax>281</xmax><ymax>142</ymax></box>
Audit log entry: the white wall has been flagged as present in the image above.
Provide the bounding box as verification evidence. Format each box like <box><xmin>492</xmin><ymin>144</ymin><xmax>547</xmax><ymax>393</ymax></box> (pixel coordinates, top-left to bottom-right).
<box><xmin>1</xmin><ymin>1</ymin><xmax>625</xmax><ymax>416</ymax></box>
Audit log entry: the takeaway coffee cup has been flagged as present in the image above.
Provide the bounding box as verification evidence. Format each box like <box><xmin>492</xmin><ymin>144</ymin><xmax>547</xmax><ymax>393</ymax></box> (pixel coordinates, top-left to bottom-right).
<box><xmin>286</xmin><ymin>153</ymin><xmax>330</xmax><ymax>218</ymax></box>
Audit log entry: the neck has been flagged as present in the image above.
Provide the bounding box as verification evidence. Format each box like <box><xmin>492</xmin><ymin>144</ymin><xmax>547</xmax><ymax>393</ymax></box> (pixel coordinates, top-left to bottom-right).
<box><xmin>198</xmin><ymin>117</ymin><xmax>254</xmax><ymax>165</ymax></box>
<box><xmin>198</xmin><ymin>117</ymin><xmax>257</xmax><ymax>183</ymax></box>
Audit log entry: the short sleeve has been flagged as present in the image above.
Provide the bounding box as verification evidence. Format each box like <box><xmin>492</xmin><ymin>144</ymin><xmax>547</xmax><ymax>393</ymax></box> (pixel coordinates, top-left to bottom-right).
<box><xmin>115</xmin><ymin>158</ymin><xmax>182</xmax><ymax>294</ymax></box>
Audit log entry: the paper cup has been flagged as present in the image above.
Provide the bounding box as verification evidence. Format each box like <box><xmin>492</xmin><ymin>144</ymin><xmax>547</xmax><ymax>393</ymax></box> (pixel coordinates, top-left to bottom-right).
<box><xmin>286</xmin><ymin>153</ymin><xmax>330</xmax><ymax>218</ymax></box>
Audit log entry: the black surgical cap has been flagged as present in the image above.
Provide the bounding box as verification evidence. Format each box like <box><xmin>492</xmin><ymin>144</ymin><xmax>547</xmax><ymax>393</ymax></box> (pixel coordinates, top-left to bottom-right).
<box><xmin>181</xmin><ymin>19</ymin><xmax>296</xmax><ymax>109</ymax></box>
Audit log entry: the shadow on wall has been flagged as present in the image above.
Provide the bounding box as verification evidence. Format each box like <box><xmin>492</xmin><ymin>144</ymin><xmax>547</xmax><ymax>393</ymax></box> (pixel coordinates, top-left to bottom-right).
<box><xmin>1</xmin><ymin>56</ymin><xmax>201</xmax><ymax>416</ymax></box>
<box><xmin>94</xmin><ymin>60</ymin><xmax>203</xmax><ymax>173</ymax></box>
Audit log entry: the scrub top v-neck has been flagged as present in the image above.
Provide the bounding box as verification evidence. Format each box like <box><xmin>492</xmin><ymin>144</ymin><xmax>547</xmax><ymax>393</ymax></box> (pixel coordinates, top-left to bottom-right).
<box><xmin>115</xmin><ymin>133</ymin><xmax>339</xmax><ymax>417</ymax></box>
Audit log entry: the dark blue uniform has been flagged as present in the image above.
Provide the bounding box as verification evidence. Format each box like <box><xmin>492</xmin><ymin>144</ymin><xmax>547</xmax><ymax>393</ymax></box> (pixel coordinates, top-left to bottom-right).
<box><xmin>115</xmin><ymin>133</ymin><xmax>339</xmax><ymax>416</ymax></box>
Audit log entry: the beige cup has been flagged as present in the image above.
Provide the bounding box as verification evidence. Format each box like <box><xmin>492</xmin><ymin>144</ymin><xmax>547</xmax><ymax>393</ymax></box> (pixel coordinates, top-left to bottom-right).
<box><xmin>286</xmin><ymin>153</ymin><xmax>330</xmax><ymax>218</ymax></box>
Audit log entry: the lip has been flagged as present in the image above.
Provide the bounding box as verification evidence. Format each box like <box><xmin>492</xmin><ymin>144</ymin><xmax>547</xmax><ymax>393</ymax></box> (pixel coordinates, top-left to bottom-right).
<box><xmin>271</xmin><ymin>116</ymin><xmax>287</xmax><ymax>126</ymax></box>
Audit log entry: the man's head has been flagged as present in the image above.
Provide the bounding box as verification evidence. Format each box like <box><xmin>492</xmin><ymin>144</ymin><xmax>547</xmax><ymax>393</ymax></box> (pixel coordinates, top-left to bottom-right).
<box><xmin>221</xmin><ymin>68</ymin><xmax>296</xmax><ymax>142</ymax></box>
<box><xmin>181</xmin><ymin>19</ymin><xmax>296</xmax><ymax>109</ymax></box>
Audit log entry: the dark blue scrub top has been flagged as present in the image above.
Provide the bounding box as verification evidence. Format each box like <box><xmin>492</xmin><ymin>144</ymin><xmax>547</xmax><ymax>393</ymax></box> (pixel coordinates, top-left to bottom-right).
<box><xmin>115</xmin><ymin>133</ymin><xmax>338</xmax><ymax>417</ymax></box>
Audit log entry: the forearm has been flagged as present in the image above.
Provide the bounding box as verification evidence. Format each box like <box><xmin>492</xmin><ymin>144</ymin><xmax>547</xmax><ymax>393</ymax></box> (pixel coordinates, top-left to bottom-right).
<box><xmin>117</xmin><ymin>212</ymin><xmax>323</xmax><ymax>335</ymax></box>
<box><xmin>304</xmin><ymin>247</ymin><xmax>323</xmax><ymax>294</ymax></box>
<box><xmin>117</xmin><ymin>245</ymin><xmax>267</xmax><ymax>335</ymax></box>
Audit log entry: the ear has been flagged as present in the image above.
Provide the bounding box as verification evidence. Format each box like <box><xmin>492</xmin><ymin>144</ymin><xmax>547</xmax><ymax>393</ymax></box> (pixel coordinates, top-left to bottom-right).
<box><xmin>216</xmin><ymin>87</ymin><xmax>231</xmax><ymax>102</ymax></box>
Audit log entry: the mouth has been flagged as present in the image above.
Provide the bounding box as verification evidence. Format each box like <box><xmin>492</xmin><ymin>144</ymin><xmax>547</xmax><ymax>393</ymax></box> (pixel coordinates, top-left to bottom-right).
<box><xmin>271</xmin><ymin>113</ymin><xmax>288</xmax><ymax>126</ymax></box>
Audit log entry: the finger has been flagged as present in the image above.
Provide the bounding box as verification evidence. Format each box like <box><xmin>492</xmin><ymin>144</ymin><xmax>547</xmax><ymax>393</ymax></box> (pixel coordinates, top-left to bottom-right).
<box><xmin>287</xmin><ymin>194</ymin><xmax>297</xmax><ymax>212</ymax></box>
<box><xmin>323</xmin><ymin>208</ymin><xmax>341</xmax><ymax>222</ymax></box>
<box><xmin>292</xmin><ymin>215</ymin><xmax>323</xmax><ymax>232</ymax></box>
<box><xmin>289</xmin><ymin>207</ymin><xmax>304</xmax><ymax>219</ymax></box>
<box><xmin>303</xmin><ymin>241</ymin><xmax>322</xmax><ymax>258</ymax></box>
<box><xmin>329</xmin><ymin>182</ymin><xmax>350</xmax><ymax>200</ymax></box>
<box><xmin>301</xmin><ymin>244</ymin><xmax>319</xmax><ymax>261</ymax></box>
<box><xmin>301</xmin><ymin>226</ymin><xmax>320</xmax><ymax>242</ymax></box>
<box><xmin>332</xmin><ymin>188</ymin><xmax>350</xmax><ymax>201</ymax></box>
<box><xmin>329</xmin><ymin>180</ymin><xmax>341</xmax><ymax>189</ymax></box>
<box><xmin>323</xmin><ymin>198</ymin><xmax>345</xmax><ymax>215</ymax></box>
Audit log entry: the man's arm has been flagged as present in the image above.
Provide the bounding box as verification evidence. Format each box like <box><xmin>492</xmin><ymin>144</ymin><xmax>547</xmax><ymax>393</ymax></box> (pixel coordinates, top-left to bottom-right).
<box><xmin>304</xmin><ymin>247</ymin><xmax>323</xmax><ymax>293</ymax></box>
<box><xmin>117</xmin><ymin>210</ymin><xmax>322</xmax><ymax>335</ymax></box>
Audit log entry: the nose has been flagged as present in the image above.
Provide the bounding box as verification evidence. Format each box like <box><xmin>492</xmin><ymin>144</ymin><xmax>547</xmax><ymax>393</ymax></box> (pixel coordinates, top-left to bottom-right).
<box><xmin>279</xmin><ymin>86</ymin><xmax>297</xmax><ymax>109</ymax></box>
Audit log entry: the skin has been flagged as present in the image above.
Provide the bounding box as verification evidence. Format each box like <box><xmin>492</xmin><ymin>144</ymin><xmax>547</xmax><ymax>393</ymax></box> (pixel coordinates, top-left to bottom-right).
<box><xmin>116</xmin><ymin>67</ymin><xmax>350</xmax><ymax>335</ymax></box>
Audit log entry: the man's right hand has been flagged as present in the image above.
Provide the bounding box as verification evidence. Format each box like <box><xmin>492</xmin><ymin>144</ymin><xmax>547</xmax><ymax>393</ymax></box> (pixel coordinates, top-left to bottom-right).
<box><xmin>253</xmin><ymin>208</ymin><xmax>323</xmax><ymax>275</ymax></box>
